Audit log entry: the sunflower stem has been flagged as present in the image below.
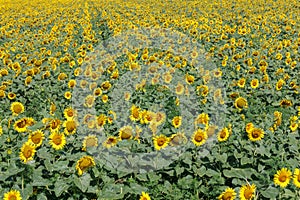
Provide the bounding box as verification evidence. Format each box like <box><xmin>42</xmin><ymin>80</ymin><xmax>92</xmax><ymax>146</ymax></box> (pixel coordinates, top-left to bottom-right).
<box><xmin>22</xmin><ymin>174</ymin><xmax>24</xmax><ymax>191</ymax></box>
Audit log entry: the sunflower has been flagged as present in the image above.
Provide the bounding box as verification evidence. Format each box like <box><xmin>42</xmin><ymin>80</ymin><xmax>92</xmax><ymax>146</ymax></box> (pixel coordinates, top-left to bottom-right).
<box><xmin>185</xmin><ymin>74</ymin><xmax>195</xmax><ymax>84</ymax></box>
<box><xmin>153</xmin><ymin>134</ymin><xmax>169</xmax><ymax>150</ymax></box>
<box><xmin>28</xmin><ymin>130</ymin><xmax>44</xmax><ymax>147</ymax></box>
<box><xmin>49</xmin><ymin>131</ymin><xmax>66</xmax><ymax>150</ymax></box>
<box><xmin>196</xmin><ymin>85</ymin><xmax>209</xmax><ymax>97</ymax></box>
<box><xmin>3</xmin><ymin>189</ymin><xmax>22</xmax><ymax>200</ymax></box>
<box><xmin>234</xmin><ymin>97</ymin><xmax>248</xmax><ymax>111</ymax></box>
<box><xmin>129</xmin><ymin>105</ymin><xmax>141</xmax><ymax>121</ymax></box>
<box><xmin>10</xmin><ymin>102</ymin><xmax>25</xmax><ymax>116</ymax></box>
<box><xmin>119</xmin><ymin>126</ymin><xmax>133</xmax><ymax>140</ymax></box>
<box><xmin>218</xmin><ymin>127</ymin><xmax>230</xmax><ymax>142</ymax></box>
<box><xmin>169</xmin><ymin>132</ymin><xmax>187</xmax><ymax>146</ymax></box>
<box><xmin>140</xmin><ymin>192</ymin><xmax>151</xmax><ymax>200</ymax></box>
<box><xmin>64</xmin><ymin>91</ymin><xmax>72</xmax><ymax>100</ymax></box>
<box><xmin>191</xmin><ymin>129</ymin><xmax>208</xmax><ymax>146</ymax></box>
<box><xmin>76</xmin><ymin>155</ymin><xmax>95</xmax><ymax>176</ymax></box>
<box><xmin>96</xmin><ymin>114</ymin><xmax>107</xmax><ymax>129</ymax></box>
<box><xmin>290</xmin><ymin>122</ymin><xmax>298</xmax><ymax>132</ymax></box>
<box><xmin>245</xmin><ymin>123</ymin><xmax>254</xmax><ymax>134</ymax></box>
<box><xmin>154</xmin><ymin>112</ymin><xmax>166</xmax><ymax>126</ymax></box>
<box><xmin>239</xmin><ymin>184</ymin><xmax>256</xmax><ymax>200</ymax></box>
<box><xmin>84</xmin><ymin>95</ymin><xmax>95</xmax><ymax>108</ymax></box>
<box><xmin>103</xmin><ymin>136</ymin><xmax>118</xmax><ymax>148</ymax></box>
<box><xmin>250</xmin><ymin>79</ymin><xmax>259</xmax><ymax>89</ymax></box>
<box><xmin>102</xmin><ymin>94</ymin><xmax>109</xmax><ymax>103</ymax></box>
<box><xmin>237</xmin><ymin>78</ymin><xmax>246</xmax><ymax>88</ymax></box>
<box><xmin>63</xmin><ymin>107</ymin><xmax>77</xmax><ymax>120</ymax></box>
<box><xmin>276</xmin><ymin>79</ymin><xmax>285</xmax><ymax>90</ymax></box>
<box><xmin>62</xmin><ymin>119</ymin><xmax>77</xmax><ymax>135</ymax></box>
<box><xmin>293</xmin><ymin>168</ymin><xmax>300</xmax><ymax>188</ymax></box>
<box><xmin>14</xmin><ymin>118</ymin><xmax>28</xmax><ymax>133</ymax></box>
<box><xmin>20</xmin><ymin>142</ymin><xmax>36</xmax><ymax>163</ymax></box>
<box><xmin>274</xmin><ymin>168</ymin><xmax>292</xmax><ymax>188</ymax></box>
<box><xmin>248</xmin><ymin>128</ymin><xmax>264</xmax><ymax>141</ymax></box>
<box><xmin>49</xmin><ymin>119</ymin><xmax>61</xmax><ymax>132</ymax></box>
<box><xmin>195</xmin><ymin>113</ymin><xmax>209</xmax><ymax>126</ymax></box>
<box><xmin>101</xmin><ymin>81</ymin><xmax>111</xmax><ymax>91</ymax></box>
<box><xmin>172</xmin><ymin>116</ymin><xmax>182</xmax><ymax>128</ymax></box>
<box><xmin>175</xmin><ymin>82</ymin><xmax>185</xmax><ymax>95</ymax></box>
<box><xmin>218</xmin><ymin>187</ymin><xmax>236</xmax><ymax>200</ymax></box>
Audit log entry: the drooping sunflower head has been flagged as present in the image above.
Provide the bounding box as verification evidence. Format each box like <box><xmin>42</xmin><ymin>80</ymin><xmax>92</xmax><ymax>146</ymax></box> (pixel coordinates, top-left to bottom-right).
<box><xmin>169</xmin><ymin>132</ymin><xmax>187</xmax><ymax>146</ymax></box>
<box><xmin>119</xmin><ymin>126</ymin><xmax>133</xmax><ymax>140</ymax></box>
<box><xmin>130</xmin><ymin>105</ymin><xmax>141</xmax><ymax>122</ymax></box>
<box><xmin>274</xmin><ymin>168</ymin><xmax>292</xmax><ymax>188</ymax></box>
<box><xmin>153</xmin><ymin>134</ymin><xmax>169</xmax><ymax>150</ymax></box>
<box><xmin>10</xmin><ymin>102</ymin><xmax>25</xmax><ymax>116</ymax></box>
<box><xmin>239</xmin><ymin>184</ymin><xmax>256</xmax><ymax>200</ymax></box>
<box><xmin>218</xmin><ymin>187</ymin><xmax>236</xmax><ymax>200</ymax></box>
<box><xmin>245</xmin><ymin>122</ymin><xmax>254</xmax><ymax>134</ymax></box>
<box><xmin>76</xmin><ymin>155</ymin><xmax>95</xmax><ymax>176</ymax></box>
<box><xmin>20</xmin><ymin>142</ymin><xmax>36</xmax><ymax>163</ymax></box>
<box><xmin>103</xmin><ymin>136</ymin><xmax>118</xmax><ymax>149</ymax></box>
<box><xmin>191</xmin><ymin>129</ymin><xmax>208</xmax><ymax>146</ymax></box>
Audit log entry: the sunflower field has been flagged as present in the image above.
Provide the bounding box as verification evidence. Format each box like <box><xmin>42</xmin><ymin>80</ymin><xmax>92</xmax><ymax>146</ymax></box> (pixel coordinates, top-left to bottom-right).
<box><xmin>0</xmin><ymin>0</ymin><xmax>300</xmax><ymax>199</ymax></box>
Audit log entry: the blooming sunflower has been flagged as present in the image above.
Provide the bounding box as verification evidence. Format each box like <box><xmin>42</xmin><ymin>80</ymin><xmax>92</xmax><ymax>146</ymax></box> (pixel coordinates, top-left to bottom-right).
<box><xmin>28</xmin><ymin>130</ymin><xmax>44</xmax><ymax>147</ymax></box>
<box><xmin>82</xmin><ymin>135</ymin><xmax>98</xmax><ymax>151</ymax></box>
<box><xmin>49</xmin><ymin>131</ymin><xmax>66</xmax><ymax>150</ymax></box>
<box><xmin>218</xmin><ymin>187</ymin><xmax>236</xmax><ymax>200</ymax></box>
<box><xmin>237</xmin><ymin>78</ymin><xmax>246</xmax><ymax>88</ymax></box>
<box><xmin>172</xmin><ymin>116</ymin><xmax>182</xmax><ymax>128</ymax></box>
<box><xmin>250</xmin><ymin>79</ymin><xmax>259</xmax><ymax>89</ymax></box>
<box><xmin>154</xmin><ymin>112</ymin><xmax>166</xmax><ymax>126</ymax></box>
<box><xmin>274</xmin><ymin>168</ymin><xmax>292</xmax><ymax>188</ymax></box>
<box><xmin>10</xmin><ymin>102</ymin><xmax>25</xmax><ymax>116</ymax></box>
<box><xmin>63</xmin><ymin>120</ymin><xmax>77</xmax><ymax>135</ymax></box>
<box><xmin>293</xmin><ymin>168</ymin><xmax>300</xmax><ymax>188</ymax></box>
<box><xmin>20</xmin><ymin>142</ymin><xmax>36</xmax><ymax>163</ymax></box>
<box><xmin>103</xmin><ymin>136</ymin><xmax>118</xmax><ymax>148</ymax></box>
<box><xmin>76</xmin><ymin>155</ymin><xmax>95</xmax><ymax>176</ymax></box>
<box><xmin>195</xmin><ymin>113</ymin><xmax>209</xmax><ymax>126</ymax></box>
<box><xmin>191</xmin><ymin>129</ymin><xmax>208</xmax><ymax>146</ymax></box>
<box><xmin>64</xmin><ymin>91</ymin><xmax>72</xmax><ymax>99</ymax></box>
<box><xmin>119</xmin><ymin>125</ymin><xmax>133</xmax><ymax>140</ymax></box>
<box><xmin>153</xmin><ymin>134</ymin><xmax>169</xmax><ymax>150</ymax></box>
<box><xmin>130</xmin><ymin>105</ymin><xmax>141</xmax><ymax>121</ymax></box>
<box><xmin>234</xmin><ymin>97</ymin><xmax>248</xmax><ymax>111</ymax></box>
<box><xmin>14</xmin><ymin>118</ymin><xmax>28</xmax><ymax>133</ymax></box>
<box><xmin>140</xmin><ymin>192</ymin><xmax>151</xmax><ymax>200</ymax></box>
<box><xmin>218</xmin><ymin>127</ymin><xmax>230</xmax><ymax>142</ymax></box>
<box><xmin>63</xmin><ymin>107</ymin><xmax>77</xmax><ymax>120</ymax></box>
<box><xmin>96</xmin><ymin>114</ymin><xmax>107</xmax><ymax>129</ymax></box>
<box><xmin>248</xmin><ymin>128</ymin><xmax>264</xmax><ymax>141</ymax></box>
<box><xmin>84</xmin><ymin>95</ymin><xmax>95</xmax><ymax>108</ymax></box>
<box><xmin>175</xmin><ymin>82</ymin><xmax>185</xmax><ymax>95</ymax></box>
<box><xmin>3</xmin><ymin>189</ymin><xmax>22</xmax><ymax>200</ymax></box>
<box><xmin>245</xmin><ymin>123</ymin><xmax>254</xmax><ymax>134</ymax></box>
<box><xmin>239</xmin><ymin>184</ymin><xmax>256</xmax><ymax>200</ymax></box>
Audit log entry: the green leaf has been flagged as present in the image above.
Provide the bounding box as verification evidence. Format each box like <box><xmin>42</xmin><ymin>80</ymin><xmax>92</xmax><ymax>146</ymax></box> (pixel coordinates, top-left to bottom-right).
<box><xmin>260</xmin><ymin>186</ymin><xmax>279</xmax><ymax>199</ymax></box>
<box><xmin>54</xmin><ymin>180</ymin><xmax>70</xmax><ymax>197</ymax></box>
<box><xmin>73</xmin><ymin>173</ymin><xmax>91</xmax><ymax>192</ymax></box>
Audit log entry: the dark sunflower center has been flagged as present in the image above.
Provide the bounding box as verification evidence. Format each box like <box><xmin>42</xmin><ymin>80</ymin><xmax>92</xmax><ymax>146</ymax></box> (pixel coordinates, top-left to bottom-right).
<box><xmin>24</xmin><ymin>148</ymin><xmax>32</xmax><ymax>158</ymax></box>
<box><xmin>220</xmin><ymin>131</ymin><xmax>227</xmax><ymax>139</ymax></box>
<box><xmin>14</xmin><ymin>105</ymin><xmax>22</xmax><ymax>113</ymax></box>
<box><xmin>66</xmin><ymin>121</ymin><xmax>76</xmax><ymax>131</ymax></box>
<box><xmin>279</xmin><ymin>175</ymin><xmax>287</xmax><ymax>182</ymax></box>
<box><xmin>244</xmin><ymin>188</ymin><xmax>253</xmax><ymax>199</ymax></box>
<box><xmin>53</xmin><ymin>136</ymin><xmax>62</xmax><ymax>145</ymax></box>
<box><xmin>195</xmin><ymin>134</ymin><xmax>203</xmax><ymax>142</ymax></box>
<box><xmin>157</xmin><ymin>138</ymin><xmax>166</xmax><ymax>146</ymax></box>
<box><xmin>222</xmin><ymin>192</ymin><xmax>233</xmax><ymax>200</ymax></box>
<box><xmin>17</xmin><ymin>120</ymin><xmax>26</xmax><ymax>128</ymax></box>
<box><xmin>9</xmin><ymin>195</ymin><xmax>17</xmax><ymax>200</ymax></box>
<box><xmin>237</xmin><ymin>99</ymin><xmax>246</xmax><ymax>108</ymax></box>
<box><xmin>252</xmin><ymin>130</ymin><xmax>259</xmax><ymax>138</ymax></box>
<box><xmin>32</xmin><ymin>134</ymin><xmax>41</xmax><ymax>144</ymax></box>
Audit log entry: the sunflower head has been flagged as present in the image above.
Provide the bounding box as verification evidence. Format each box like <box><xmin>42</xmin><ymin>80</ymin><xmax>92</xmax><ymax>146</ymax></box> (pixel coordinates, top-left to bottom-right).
<box><xmin>172</xmin><ymin>116</ymin><xmax>182</xmax><ymax>128</ymax></box>
<box><xmin>4</xmin><ymin>189</ymin><xmax>22</xmax><ymax>200</ymax></box>
<box><xmin>153</xmin><ymin>134</ymin><xmax>169</xmax><ymax>150</ymax></box>
<box><xmin>20</xmin><ymin>142</ymin><xmax>36</xmax><ymax>163</ymax></box>
<box><xmin>10</xmin><ymin>102</ymin><xmax>25</xmax><ymax>116</ymax></box>
<box><xmin>139</xmin><ymin>191</ymin><xmax>151</xmax><ymax>200</ymax></box>
<box><xmin>119</xmin><ymin>126</ymin><xmax>133</xmax><ymax>140</ymax></box>
<box><xmin>28</xmin><ymin>130</ymin><xmax>44</xmax><ymax>147</ymax></box>
<box><xmin>239</xmin><ymin>184</ymin><xmax>256</xmax><ymax>200</ymax></box>
<box><xmin>248</xmin><ymin>128</ymin><xmax>264</xmax><ymax>141</ymax></box>
<box><xmin>169</xmin><ymin>132</ymin><xmax>187</xmax><ymax>146</ymax></box>
<box><xmin>274</xmin><ymin>168</ymin><xmax>292</xmax><ymax>188</ymax></box>
<box><xmin>218</xmin><ymin>127</ymin><xmax>230</xmax><ymax>142</ymax></box>
<box><xmin>103</xmin><ymin>136</ymin><xmax>118</xmax><ymax>149</ymax></box>
<box><xmin>49</xmin><ymin>131</ymin><xmax>66</xmax><ymax>150</ymax></box>
<box><xmin>234</xmin><ymin>97</ymin><xmax>248</xmax><ymax>111</ymax></box>
<box><xmin>76</xmin><ymin>156</ymin><xmax>95</xmax><ymax>176</ymax></box>
<box><xmin>192</xmin><ymin>129</ymin><xmax>208</xmax><ymax>146</ymax></box>
<box><xmin>218</xmin><ymin>187</ymin><xmax>236</xmax><ymax>200</ymax></box>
